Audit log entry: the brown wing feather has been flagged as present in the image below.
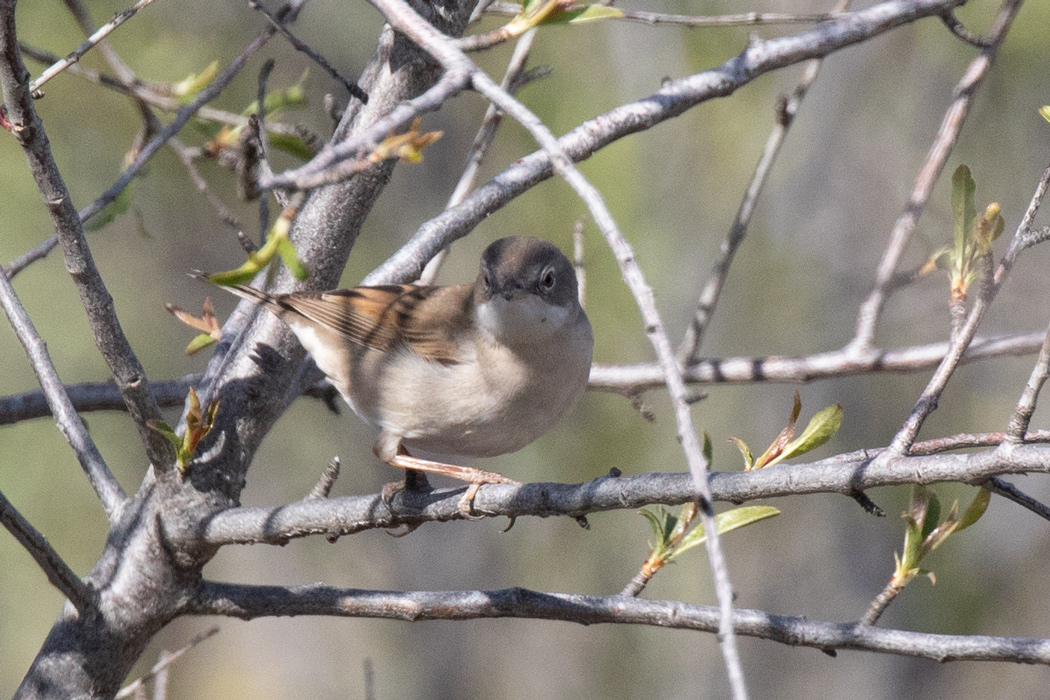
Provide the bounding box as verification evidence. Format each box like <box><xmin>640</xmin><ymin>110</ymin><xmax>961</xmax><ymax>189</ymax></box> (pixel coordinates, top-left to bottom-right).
<box><xmin>273</xmin><ymin>284</ymin><xmax>474</xmax><ymax>364</ymax></box>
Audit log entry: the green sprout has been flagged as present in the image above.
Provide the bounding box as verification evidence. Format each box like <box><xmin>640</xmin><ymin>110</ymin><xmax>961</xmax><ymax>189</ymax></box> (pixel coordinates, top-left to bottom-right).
<box><xmin>862</xmin><ymin>484</ymin><xmax>990</xmax><ymax>625</ymax></box>
<box><xmin>729</xmin><ymin>391</ymin><xmax>843</xmax><ymax>471</ymax></box>
<box><xmin>922</xmin><ymin>165</ymin><xmax>1004</xmax><ymax>303</ymax></box>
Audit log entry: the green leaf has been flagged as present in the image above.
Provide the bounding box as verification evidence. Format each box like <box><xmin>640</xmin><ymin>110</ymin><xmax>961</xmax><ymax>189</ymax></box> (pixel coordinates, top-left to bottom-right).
<box><xmin>921</xmin><ymin>491</ymin><xmax>941</xmax><ymax>541</ymax></box>
<box><xmin>728</xmin><ymin>436</ymin><xmax>753</xmax><ymax>470</ymax></box>
<box><xmin>173</xmin><ymin>60</ymin><xmax>220</xmax><ymax>102</ymax></box>
<box><xmin>242</xmin><ymin>79</ymin><xmax>308</xmax><ymax>118</ymax></box>
<box><xmin>951</xmin><ymin>165</ymin><xmax>976</xmax><ymax>256</ymax></box>
<box><xmin>276</xmin><ymin>237</ymin><xmax>309</xmax><ymax>280</ymax></box>
<box><xmin>668</xmin><ymin>506</ymin><xmax>779</xmax><ymax>562</ymax></box>
<box><xmin>84</xmin><ymin>186</ymin><xmax>132</xmax><ymax>231</ymax></box>
<box><xmin>1040</xmin><ymin>106</ymin><xmax>1050</xmax><ymax>124</ymax></box>
<box><xmin>702</xmin><ymin>431</ymin><xmax>713</xmax><ymax>464</ymax></box>
<box><xmin>543</xmin><ymin>4</ymin><xmax>625</xmax><ymax>24</ymax></box>
<box><xmin>766</xmin><ymin>403</ymin><xmax>843</xmax><ymax>467</ymax></box>
<box><xmin>268</xmin><ymin>132</ymin><xmax>318</xmax><ymax>161</ymax></box>
<box><xmin>956</xmin><ymin>487</ymin><xmax>990</xmax><ymax>532</ymax></box>
<box><xmin>185</xmin><ymin>333</ymin><xmax>218</xmax><ymax>355</ymax></box>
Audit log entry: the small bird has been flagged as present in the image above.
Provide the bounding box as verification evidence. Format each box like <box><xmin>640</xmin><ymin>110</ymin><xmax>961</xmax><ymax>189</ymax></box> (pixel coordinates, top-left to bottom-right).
<box><xmin>209</xmin><ymin>236</ymin><xmax>593</xmax><ymax>512</ymax></box>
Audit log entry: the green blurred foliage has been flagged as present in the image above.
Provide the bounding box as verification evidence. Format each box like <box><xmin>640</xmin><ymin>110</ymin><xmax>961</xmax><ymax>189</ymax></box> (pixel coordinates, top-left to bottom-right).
<box><xmin>3</xmin><ymin>0</ymin><xmax>1050</xmax><ymax>698</ymax></box>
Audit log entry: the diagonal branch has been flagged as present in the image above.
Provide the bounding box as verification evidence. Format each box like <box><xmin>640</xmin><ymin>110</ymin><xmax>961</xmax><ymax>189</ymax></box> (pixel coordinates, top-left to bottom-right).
<box><xmin>0</xmin><ymin>261</ymin><xmax>125</xmax><ymax>518</ymax></box>
<box><xmin>0</xmin><ymin>0</ymin><xmax>173</xmax><ymax>471</ymax></box>
<box><xmin>189</xmin><ymin>581</ymin><xmax>1050</xmax><ymax>665</ymax></box>
<box><xmin>361</xmin><ymin>0</ymin><xmax>967</xmax><ymax>285</ymax></box>
<box><xmin>363</xmin><ymin>0</ymin><xmax>746</xmax><ymax>691</ymax></box>
<box><xmin>849</xmin><ymin>0</ymin><xmax>1022</xmax><ymax>350</ymax></box>
<box><xmin>677</xmin><ymin>0</ymin><xmax>850</xmax><ymax>362</ymax></box>
<box><xmin>0</xmin><ymin>488</ymin><xmax>98</xmax><ymax>616</ymax></box>
<box><xmin>879</xmin><ymin>156</ymin><xmax>1050</xmax><ymax>461</ymax></box>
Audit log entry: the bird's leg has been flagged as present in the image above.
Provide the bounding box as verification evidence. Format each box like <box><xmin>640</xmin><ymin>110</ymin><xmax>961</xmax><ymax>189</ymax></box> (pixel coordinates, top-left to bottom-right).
<box><xmin>387</xmin><ymin>451</ymin><xmax>520</xmax><ymax>517</ymax></box>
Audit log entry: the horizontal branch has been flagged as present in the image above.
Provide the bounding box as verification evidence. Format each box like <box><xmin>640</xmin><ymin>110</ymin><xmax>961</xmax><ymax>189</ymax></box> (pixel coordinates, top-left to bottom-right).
<box><xmin>590</xmin><ymin>331</ymin><xmax>1044</xmax><ymax>391</ymax></box>
<box><xmin>200</xmin><ymin>442</ymin><xmax>1050</xmax><ymax>546</ymax></box>
<box><xmin>189</xmin><ymin>581</ymin><xmax>1050</xmax><ymax>664</ymax></box>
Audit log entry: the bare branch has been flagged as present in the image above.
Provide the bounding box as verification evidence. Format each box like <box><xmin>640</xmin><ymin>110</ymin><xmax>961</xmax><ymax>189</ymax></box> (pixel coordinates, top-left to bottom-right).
<box><xmin>0</xmin><ymin>376</ymin><xmax>196</xmax><ymax>425</ymax></box>
<box><xmin>248</xmin><ymin>0</ymin><xmax>368</xmax><ymax>102</ymax></box>
<box><xmin>1004</xmin><ymin>318</ymin><xmax>1050</xmax><ymax>443</ymax></box>
<box><xmin>200</xmin><ymin>442</ymin><xmax>1050</xmax><ymax>547</ymax></box>
<box><xmin>0</xmin><ymin>488</ymin><xmax>97</xmax><ymax>617</ymax></box>
<box><xmin>419</xmin><ymin>29</ymin><xmax>538</xmax><ymax>284</ymax></box>
<box><xmin>592</xmin><ymin>331</ymin><xmax>1045</xmax><ymax>391</ymax></box>
<box><xmin>0</xmin><ymin>2</ymin><xmax>174</xmax><ymax>472</ymax></box>
<box><xmin>26</xmin><ymin>0</ymin><xmax>158</xmax><ymax>94</ymax></box>
<box><xmin>850</xmin><ymin>0</ymin><xmax>1022</xmax><ymax>350</ymax></box>
<box><xmin>0</xmin><ymin>261</ymin><xmax>125</xmax><ymax>517</ymax></box>
<box><xmin>190</xmin><ymin>581</ymin><xmax>1050</xmax><ymax>664</ymax></box>
<box><xmin>114</xmin><ymin>628</ymin><xmax>219</xmax><ymax>700</ymax></box>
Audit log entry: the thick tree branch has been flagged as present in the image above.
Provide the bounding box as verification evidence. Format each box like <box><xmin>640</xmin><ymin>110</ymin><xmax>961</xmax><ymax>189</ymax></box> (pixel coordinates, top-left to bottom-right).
<box><xmin>200</xmin><ymin>442</ymin><xmax>1050</xmax><ymax>547</ymax></box>
<box><xmin>189</xmin><ymin>581</ymin><xmax>1050</xmax><ymax>665</ymax></box>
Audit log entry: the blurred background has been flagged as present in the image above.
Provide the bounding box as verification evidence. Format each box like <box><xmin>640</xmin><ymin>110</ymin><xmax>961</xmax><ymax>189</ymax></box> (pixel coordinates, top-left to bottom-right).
<box><xmin>2</xmin><ymin>0</ymin><xmax>1050</xmax><ymax>697</ymax></box>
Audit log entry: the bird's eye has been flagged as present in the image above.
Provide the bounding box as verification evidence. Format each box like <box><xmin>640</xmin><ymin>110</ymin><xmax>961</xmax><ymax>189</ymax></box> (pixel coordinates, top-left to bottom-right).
<box><xmin>540</xmin><ymin>268</ymin><xmax>557</xmax><ymax>292</ymax></box>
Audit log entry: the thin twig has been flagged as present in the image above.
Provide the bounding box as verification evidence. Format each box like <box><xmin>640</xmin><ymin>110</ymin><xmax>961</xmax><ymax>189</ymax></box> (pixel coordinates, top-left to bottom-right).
<box><xmin>879</xmin><ymin>155</ymin><xmax>1050</xmax><ymax>461</ymax></box>
<box><xmin>850</xmin><ymin>0</ymin><xmax>1022</xmax><ymax>350</ymax></box>
<box><xmin>169</xmin><ymin>136</ymin><xmax>244</xmax><ymax>232</ymax></box>
<box><xmin>419</xmin><ymin>29</ymin><xmax>539</xmax><ymax>285</ymax></box>
<box><xmin>677</xmin><ymin>0</ymin><xmax>848</xmax><ymax>362</ymax></box>
<box><xmin>190</xmin><ymin>581</ymin><xmax>1050</xmax><ymax>665</ymax></box>
<box><xmin>573</xmin><ymin>216</ymin><xmax>585</xmax><ymax>308</ymax></box>
<box><xmin>939</xmin><ymin>11</ymin><xmax>996</xmax><ymax>48</ymax></box>
<box><xmin>482</xmin><ymin>2</ymin><xmax>846</xmax><ymax>27</ymax></box>
<box><xmin>0</xmin><ymin>488</ymin><xmax>97</xmax><ymax>616</ymax></box>
<box><xmin>114</xmin><ymin>628</ymin><xmax>220</xmax><ymax>699</ymax></box>
<box><xmin>591</xmin><ymin>330</ymin><xmax>1046</xmax><ymax>391</ymax></box>
<box><xmin>0</xmin><ymin>262</ymin><xmax>125</xmax><ymax>518</ymax></box>
<box><xmin>248</xmin><ymin>0</ymin><xmax>368</xmax><ymax>102</ymax></box>
<box><xmin>26</xmin><ymin>0</ymin><xmax>158</xmax><ymax>94</ymax></box>
<box><xmin>1004</xmin><ymin>317</ymin><xmax>1050</xmax><ymax>444</ymax></box>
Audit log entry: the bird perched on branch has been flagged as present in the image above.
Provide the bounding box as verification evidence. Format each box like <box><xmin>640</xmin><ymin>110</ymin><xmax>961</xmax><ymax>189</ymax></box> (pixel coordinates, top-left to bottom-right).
<box><xmin>206</xmin><ymin>236</ymin><xmax>593</xmax><ymax>514</ymax></box>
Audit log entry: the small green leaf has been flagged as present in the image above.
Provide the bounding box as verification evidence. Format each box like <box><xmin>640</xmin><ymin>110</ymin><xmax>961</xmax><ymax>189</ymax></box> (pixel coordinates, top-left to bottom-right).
<box><xmin>702</xmin><ymin>431</ymin><xmax>713</xmax><ymax>464</ymax></box>
<box><xmin>173</xmin><ymin>60</ymin><xmax>220</xmax><ymax>102</ymax></box>
<box><xmin>728</xmin><ymin>436</ymin><xmax>753</xmax><ymax>470</ymax></box>
<box><xmin>951</xmin><ymin>165</ymin><xmax>976</xmax><ymax>256</ymax></box>
<box><xmin>922</xmin><ymin>491</ymin><xmax>941</xmax><ymax>541</ymax></box>
<box><xmin>185</xmin><ymin>333</ymin><xmax>218</xmax><ymax>355</ymax></box>
<box><xmin>544</xmin><ymin>4</ymin><xmax>625</xmax><ymax>24</ymax></box>
<box><xmin>669</xmin><ymin>506</ymin><xmax>779</xmax><ymax>562</ymax></box>
<box><xmin>276</xmin><ymin>236</ymin><xmax>309</xmax><ymax>280</ymax></box>
<box><xmin>84</xmin><ymin>186</ymin><xmax>132</xmax><ymax>231</ymax></box>
<box><xmin>268</xmin><ymin>132</ymin><xmax>318</xmax><ymax>160</ymax></box>
<box><xmin>956</xmin><ymin>487</ymin><xmax>990</xmax><ymax>532</ymax></box>
<box><xmin>1040</xmin><ymin>106</ymin><xmax>1050</xmax><ymax>124</ymax></box>
<box><xmin>766</xmin><ymin>403</ymin><xmax>843</xmax><ymax>467</ymax></box>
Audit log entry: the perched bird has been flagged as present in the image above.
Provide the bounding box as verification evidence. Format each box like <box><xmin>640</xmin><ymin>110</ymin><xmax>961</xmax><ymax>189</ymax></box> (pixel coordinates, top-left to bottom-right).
<box><xmin>210</xmin><ymin>236</ymin><xmax>593</xmax><ymax>512</ymax></box>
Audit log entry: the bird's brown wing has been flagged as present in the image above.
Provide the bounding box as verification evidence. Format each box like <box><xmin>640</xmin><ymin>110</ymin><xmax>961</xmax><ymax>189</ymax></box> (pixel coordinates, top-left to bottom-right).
<box><xmin>274</xmin><ymin>284</ymin><xmax>473</xmax><ymax>365</ymax></box>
